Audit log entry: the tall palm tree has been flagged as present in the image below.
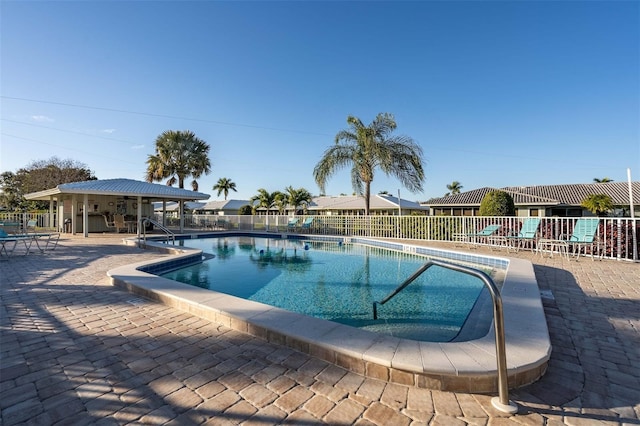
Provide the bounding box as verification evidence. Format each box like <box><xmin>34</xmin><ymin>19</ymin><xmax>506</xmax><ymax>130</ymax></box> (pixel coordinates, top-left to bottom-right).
<box><xmin>146</xmin><ymin>130</ymin><xmax>211</xmax><ymax>190</ymax></box>
<box><xmin>249</xmin><ymin>189</ymin><xmax>283</xmax><ymax>215</ymax></box>
<box><xmin>285</xmin><ymin>186</ymin><xmax>313</xmax><ymax>215</ymax></box>
<box><xmin>445</xmin><ymin>181</ymin><xmax>463</xmax><ymax>196</ymax></box>
<box><xmin>314</xmin><ymin>113</ymin><xmax>425</xmax><ymax>215</ymax></box>
<box><xmin>593</xmin><ymin>177</ymin><xmax>613</xmax><ymax>183</ymax></box>
<box><xmin>213</xmin><ymin>177</ymin><xmax>237</xmax><ymax>200</ymax></box>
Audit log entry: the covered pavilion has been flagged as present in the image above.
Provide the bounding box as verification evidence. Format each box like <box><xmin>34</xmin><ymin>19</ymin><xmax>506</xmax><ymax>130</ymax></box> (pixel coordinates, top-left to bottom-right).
<box><xmin>24</xmin><ymin>178</ymin><xmax>210</xmax><ymax>237</ymax></box>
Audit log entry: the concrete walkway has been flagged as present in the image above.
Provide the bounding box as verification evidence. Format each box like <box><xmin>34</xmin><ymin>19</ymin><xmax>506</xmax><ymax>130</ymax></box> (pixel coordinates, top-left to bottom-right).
<box><xmin>1</xmin><ymin>235</ymin><xmax>638</xmax><ymax>425</ymax></box>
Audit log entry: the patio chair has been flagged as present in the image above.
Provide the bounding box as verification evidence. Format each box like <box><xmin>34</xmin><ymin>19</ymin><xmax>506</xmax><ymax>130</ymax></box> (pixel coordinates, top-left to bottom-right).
<box><xmin>113</xmin><ymin>214</ymin><xmax>129</xmax><ymax>233</ymax></box>
<box><xmin>0</xmin><ymin>221</ymin><xmax>22</xmax><ymax>235</ymax></box>
<box><xmin>0</xmin><ymin>228</ymin><xmax>34</xmax><ymax>258</ymax></box>
<box><xmin>103</xmin><ymin>214</ymin><xmax>117</xmax><ymax>231</ymax></box>
<box><xmin>25</xmin><ymin>219</ymin><xmax>60</xmax><ymax>253</ymax></box>
<box><xmin>504</xmin><ymin>218</ymin><xmax>541</xmax><ymax>252</ymax></box>
<box><xmin>300</xmin><ymin>217</ymin><xmax>314</xmax><ymax>232</ymax></box>
<box><xmin>464</xmin><ymin>224</ymin><xmax>502</xmax><ymax>248</ymax></box>
<box><xmin>538</xmin><ymin>218</ymin><xmax>601</xmax><ymax>260</ymax></box>
<box><xmin>286</xmin><ymin>217</ymin><xmax>300</xmax><ymax>232</ymax></box>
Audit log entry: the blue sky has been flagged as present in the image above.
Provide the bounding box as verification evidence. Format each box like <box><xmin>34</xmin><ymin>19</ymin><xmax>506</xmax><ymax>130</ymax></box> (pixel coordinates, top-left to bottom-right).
<box><xmin>1</xmin><ymin>1</ymin><xmax>638</xmax><ymax>202</ymax></box>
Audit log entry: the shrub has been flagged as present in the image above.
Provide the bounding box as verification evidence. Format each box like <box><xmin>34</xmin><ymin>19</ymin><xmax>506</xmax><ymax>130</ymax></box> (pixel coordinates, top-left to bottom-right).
<box><xmin>479</xmin><ymin>190</ymin><xmax>515</xmax><ymax>216</ymax></box>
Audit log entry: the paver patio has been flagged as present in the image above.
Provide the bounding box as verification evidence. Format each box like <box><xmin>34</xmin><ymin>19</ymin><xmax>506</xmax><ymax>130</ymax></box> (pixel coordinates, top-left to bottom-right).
<box><xmin>1</xmin><ymin>235</ymin><xmax>638</xmax><ymax>425</ymax></box>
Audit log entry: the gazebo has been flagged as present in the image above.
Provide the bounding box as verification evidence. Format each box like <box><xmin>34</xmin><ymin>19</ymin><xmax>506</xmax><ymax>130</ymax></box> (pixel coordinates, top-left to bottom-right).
<box><xmin>24</xmin><ymin>178</ymin><xmax>210</xmax><ymax>237</ymax></box>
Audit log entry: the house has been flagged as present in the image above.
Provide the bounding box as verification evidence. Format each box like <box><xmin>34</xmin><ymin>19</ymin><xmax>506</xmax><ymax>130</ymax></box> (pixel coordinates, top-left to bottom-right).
<box><xmin>423</xmin><ymin>182</ymin><xmax>640</xmax><ymax>217</ymax></box>
<box><xmin>307</xmin><ymin>194</ymin><xmax>428</xmax><ymax>216</ymax></box>
<box><xmin>196</xmin><ymin>199</ymin><xmax>250</xmax><ymax>215</ymax></box>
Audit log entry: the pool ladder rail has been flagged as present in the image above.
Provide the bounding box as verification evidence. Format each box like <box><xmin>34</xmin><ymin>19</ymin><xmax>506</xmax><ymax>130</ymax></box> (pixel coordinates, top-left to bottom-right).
<box><xmin>139</xmin><ymin>218</ymin><xmax>176</xmax><ymax>245</ymax></box>
<box><xmin>372</xmin><ymin>259</ymin><xmax>518</xmax><ymax>414</ymax></box>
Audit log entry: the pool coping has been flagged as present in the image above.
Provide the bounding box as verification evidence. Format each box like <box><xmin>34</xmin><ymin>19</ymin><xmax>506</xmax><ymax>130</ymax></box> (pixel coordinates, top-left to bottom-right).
<box><xmin>108</xmin><ymin>233</ymin><xmax>551</xmax><ymax>393</ymax></box>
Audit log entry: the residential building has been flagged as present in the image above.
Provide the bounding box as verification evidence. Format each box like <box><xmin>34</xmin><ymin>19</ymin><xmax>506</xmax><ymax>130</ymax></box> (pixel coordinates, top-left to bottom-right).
<box><xmin>423</xmin><ymin>182</ymin><xmax>639</xmax><ymax>217</ymax></box>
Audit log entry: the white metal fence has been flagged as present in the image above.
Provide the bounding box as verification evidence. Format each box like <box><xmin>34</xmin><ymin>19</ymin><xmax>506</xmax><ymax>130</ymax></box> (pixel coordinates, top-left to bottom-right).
<box><xmin>1</xmin><ymin>212</ymin><xmax>637</xmax><ymax>261</ymax></box>
<box><xmin>152</xmin><ymin>213</ymin><xmax>639</xmax><ymax>262</ymax></box>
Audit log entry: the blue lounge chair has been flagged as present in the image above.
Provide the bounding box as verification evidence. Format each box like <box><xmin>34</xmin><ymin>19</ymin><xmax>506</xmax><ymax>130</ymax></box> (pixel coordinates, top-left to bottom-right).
<box><xmin>300</xmin><ymin>217</ymin><xmax>314</xmax><ymax>231</ymax></box>
<box><xmin>504</xmin><ymin>218</ymin><xmax>541</xmax><ymax>252</ymax></box>
<box><xmin>538</xmin><ymin>218</ymin><xmax>601</xmax><ymax>260</ymax></box>
<box><xmin>465</xmin><ymin>224</ymin><xmax>502</xmax><ymax>247</ymax></box>
<box><xmin>286</xmin><ymin>217</ymin><xmax>300</xmax><ymax>231</ymax></box>
<box><xmin>0</xmin><ymin>229</ymin><xmax>34</xmax><ymax>258</ymax></box>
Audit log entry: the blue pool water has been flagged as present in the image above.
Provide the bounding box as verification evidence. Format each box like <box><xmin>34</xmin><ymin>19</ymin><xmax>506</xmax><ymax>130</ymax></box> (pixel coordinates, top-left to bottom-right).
<box><xmin>160</xmin><ymin>236</ymin><xmax>490</xmax><ymax>342</ymax></box>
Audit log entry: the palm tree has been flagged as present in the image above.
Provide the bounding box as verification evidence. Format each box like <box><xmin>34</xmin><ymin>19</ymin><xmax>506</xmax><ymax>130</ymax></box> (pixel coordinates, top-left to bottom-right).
<box><xmin>249</xmin><ymin>189</ymin><xmax>283</xmax><ymax>215</ymax></box>
<box><xmin>146</xmin><ymin>130</ymin><xmax>211</xmax><ymax>190</ymax></box>
<box><xmin>285</xmin><ymin>186</ymin><xmax>313</xmax><ymax>215</ymax></box>
<box><xmin>593</xmin><ymin>177</ymin><xmax>613</xmax><ymax>183</ymax></box>
<box><xmin>213</xmin><ymin>177</ymin><xmax>237</xmax><ymax>200</ymax></box>
<box><xmin>313</xmin><ymin>113</ymin><xmax>425</xmax><ymax>215</ymax></box>
<box><xmin>581</xmin><ymin>194</ymin><xmax>613</xmax><ymax>216</ymax></box>
<box><xmin>445</xmin><ymin>181</ymin><xmax>463</xmax><ymax>196</ymax></box>
<box><xmin>273</xmin><ymin>192</ymin><xmax>288</xmax><ymax>214</ymax></box>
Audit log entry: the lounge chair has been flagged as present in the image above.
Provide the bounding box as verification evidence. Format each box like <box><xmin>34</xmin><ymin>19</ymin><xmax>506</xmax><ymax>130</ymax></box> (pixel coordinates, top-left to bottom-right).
<box><xmin>504</xmin><ymin>218</ymin><xmax>541</xmax><ymax>252</ymax></box>
<box><xmin>538</xmin><ymin>218</ymin><xmax>601</xmax><ymax>260</ymax></box>
<box><xmin>300</xmin><ymin>217</ymin><xmax>314</xmax><ymax>232</ymax></box>
<box><xmin>25</xmin><ymin>219</ymin><xmax>60</xmax><ymax>252</ymax></box>
<box><xmin>286</xmin><ymin>217</ymin><xmax>300</xmax><ymax>232</ymax></box>
<box><xmin>465</xmin><ymin>224</ymin><xmax>502</xmax><ymax>248</ymax></box>
<box><xmin>0</xmin><ymin>229</ymin><xmax>34</xmax><ymax>258</ymax></box>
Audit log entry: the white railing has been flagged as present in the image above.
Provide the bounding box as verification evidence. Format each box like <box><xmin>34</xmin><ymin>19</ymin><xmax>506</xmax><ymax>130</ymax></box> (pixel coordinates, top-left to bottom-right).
<box><xmin>2</xmin><ymin>212</ymin><xmax>636</xmax><ymax>261</ymax></box>
<box><xmin>150</xmin><ymin>213</ymin><xmax>639</xmax><ymax>262</ymax></box>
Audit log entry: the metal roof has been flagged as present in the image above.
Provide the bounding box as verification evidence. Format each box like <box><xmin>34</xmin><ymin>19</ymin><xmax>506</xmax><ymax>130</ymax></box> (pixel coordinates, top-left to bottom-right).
<box><xmin>24</xmin><ymin>178</ymin><xmax>210</xmax><ymax>201</ymax></box>
<box><xmin>424</xmin><ymin>182</ymin><xmax>640</xmax><ymax>207</ymax></box>
<box><xmin>200</xmin><ymin>199</ymin><xmax>250</xmax><ymax>211</ymax></box>
<box><xmin>309</xmin><ymin>194</ymin><xmax>427</xmax><ymax>210</ymax></box>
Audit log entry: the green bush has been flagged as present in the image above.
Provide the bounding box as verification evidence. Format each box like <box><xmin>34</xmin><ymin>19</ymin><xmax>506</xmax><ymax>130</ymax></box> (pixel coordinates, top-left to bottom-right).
<box><xmin>479</xmin><ymin>190</ymin><xmax>515</xmax><ymax>216</ymax></box>
<box><xmin>238</xmin><ymin>205</ymin><xmax>253</xmax><ymax>215</ymax></box>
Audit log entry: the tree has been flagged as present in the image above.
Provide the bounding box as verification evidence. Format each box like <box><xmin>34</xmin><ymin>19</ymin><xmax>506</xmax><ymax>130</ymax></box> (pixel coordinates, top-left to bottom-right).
<box><xmin>146</xmin><ymin>130</ymin><xmax>211</xmax><ymax>190</ymax></box>
<box><xmin>213</xmin><ymin>177</ymin><xmax>237</xmax><ymax>200</ymax></box>
<box><xmin>0</xmin><ymin>157</ymin><xmax>97</xmax><ymax>211</ymax></box>
<box><xmin>581</xmin><ymin>194</ymin><xmax>613</xmax><ymax>216</ymax></box>
<box><xmin>238</xmin><ymin>204</ymin><xmax>253</xmax><ymax>215</ymax></box>
<box><xmin>593</xmin><ymin>177</ymin><xmax>613</xmax><ymax>183</ymax></box>
<box><xmin>479</xmin><ymin>190</ymin><xmax>515</xmax><ymax>216</ymax></box>
<box><xmin>313</xmin><ymin>113</ymin><xmax>425</xmax><ymax>215</ymax></box>
<box><xmin>0</xmin><ymin>172</ymin><xmax>26</xmax><ymax>211</ymax></box>
<box><xmin>445</xmin><ymin>181</ymin><xmax>463</xmax><ymax>196</ymax></box>
<box><xmin>285</xmin><ymin>186</ymin><xmax>313</xmax><ymax>215</ymax></box>
<box><xmin>249</xmin><ymin>189</ymin><xmax>283</xmax><ymax>215</ymax></box>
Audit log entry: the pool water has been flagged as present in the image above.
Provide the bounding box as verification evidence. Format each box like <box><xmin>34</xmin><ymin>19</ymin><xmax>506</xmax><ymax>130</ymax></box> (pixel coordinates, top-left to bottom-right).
<box><xmin>161</xmin><ymin>236</ymin><xmax>489</xmax><ymax>342</ymax></box>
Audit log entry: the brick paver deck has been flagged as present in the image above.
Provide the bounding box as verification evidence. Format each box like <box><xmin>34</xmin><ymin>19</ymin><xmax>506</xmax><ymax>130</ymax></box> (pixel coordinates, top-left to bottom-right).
<box><xmin>1</xmin><ymin>235</ymin><xmax>638</xmax><ymax>425</ymax></box>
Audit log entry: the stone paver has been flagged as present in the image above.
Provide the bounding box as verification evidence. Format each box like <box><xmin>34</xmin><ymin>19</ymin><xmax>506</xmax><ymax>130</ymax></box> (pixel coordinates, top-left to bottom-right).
<box><xmin>1</xmin><ymin>234</ymin><xmax>638</xmax><ymax>425</ymax></box>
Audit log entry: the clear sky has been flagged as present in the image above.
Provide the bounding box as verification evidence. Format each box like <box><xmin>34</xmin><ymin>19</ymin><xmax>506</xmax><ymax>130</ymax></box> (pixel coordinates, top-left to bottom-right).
<box><xmin>1</xmin><ymin>1</ymin><xmax>638</xmax><ymax>203</ymax></box>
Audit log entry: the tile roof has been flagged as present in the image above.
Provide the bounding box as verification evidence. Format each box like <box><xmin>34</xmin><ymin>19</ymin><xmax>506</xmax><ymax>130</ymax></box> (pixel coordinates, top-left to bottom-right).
<box><xmin>424</xmin><ymin>182</ymin><xmax>640</xmax><ymax>207</ymax></box>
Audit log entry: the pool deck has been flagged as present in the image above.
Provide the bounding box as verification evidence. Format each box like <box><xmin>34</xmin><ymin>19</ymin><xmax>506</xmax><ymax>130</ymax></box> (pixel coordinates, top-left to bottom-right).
<box><xmin>1</xmin><ymin>234</ymin><xmax>639</xmax><ymax>425</ymax></box>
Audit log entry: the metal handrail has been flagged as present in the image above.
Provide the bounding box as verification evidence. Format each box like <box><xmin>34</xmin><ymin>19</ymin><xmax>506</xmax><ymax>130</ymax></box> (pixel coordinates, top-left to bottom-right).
<box><xmin>372</xmin><ymin>259</ymin><xmax>518</xmax><ymax>414</ymax></box>
<box><xmin>140</xmin><ymin>218</ymin><xmax>175</xmax><ymax>245</ymax></box>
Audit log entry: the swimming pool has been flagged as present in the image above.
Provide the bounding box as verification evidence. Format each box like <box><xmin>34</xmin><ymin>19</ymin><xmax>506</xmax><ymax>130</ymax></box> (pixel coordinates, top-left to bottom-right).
<box><xmin>110</xmin><ymin>232</ymin><xmax>550</xmax><ymax>393</ymax></box>
<box><xmin>158</xmin><ymin>236</ymin><xmax>494</xmax><ymax>342</ymax></box>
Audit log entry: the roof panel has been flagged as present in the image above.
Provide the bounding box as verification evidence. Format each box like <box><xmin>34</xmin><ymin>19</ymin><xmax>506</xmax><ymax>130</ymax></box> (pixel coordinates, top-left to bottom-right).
<box><xmin>25</xmin><ymin>178</ymin><xmax>210</xmax><ymax>201</ymax></box>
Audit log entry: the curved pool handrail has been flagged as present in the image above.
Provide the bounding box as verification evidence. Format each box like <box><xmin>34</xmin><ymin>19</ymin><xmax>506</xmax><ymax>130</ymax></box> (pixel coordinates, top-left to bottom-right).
<box><xmin>372</xmin><ymin>259</ymin><xmax>518</xmax><ymax>414</ymax></box>
<box><xmin>140</xmin><ymin>217</ymin><xmax>175</xmax><ymax>245</ymax></box>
